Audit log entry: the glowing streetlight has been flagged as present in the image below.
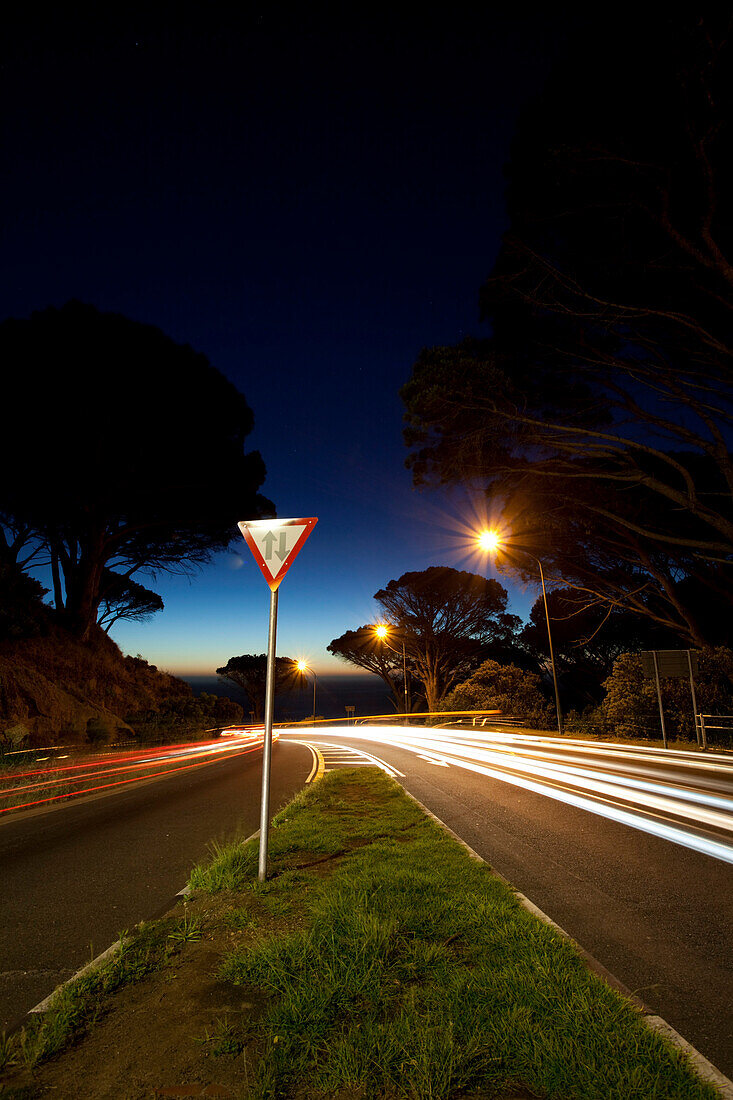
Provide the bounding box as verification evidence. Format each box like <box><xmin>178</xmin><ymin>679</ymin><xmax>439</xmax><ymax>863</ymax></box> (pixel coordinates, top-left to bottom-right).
<box><xmin>477</xmin><ymin>528</ymin><xmax>563</xmax><ymax>737</ymax></box>
<box><xmin>477</xmin><ymin>529</ymin><xmax>501</xmax><ymax>553</ymax></box>
<box><xmin>295</xmin><ymin>660</ymin><xmax>317</xmax><ymax>726</ymax></box>
<box><xmin>373</xmin><ymin>624</ymin><xmax>410</xmax><ymax>722</ymax></box>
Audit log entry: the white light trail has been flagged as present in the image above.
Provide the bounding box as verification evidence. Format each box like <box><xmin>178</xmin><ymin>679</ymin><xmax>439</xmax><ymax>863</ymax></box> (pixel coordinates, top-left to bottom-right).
<box><xmin>279</xmin><ymin>725</ymin><xmax>733</xmax><ymax>866</ymax></box>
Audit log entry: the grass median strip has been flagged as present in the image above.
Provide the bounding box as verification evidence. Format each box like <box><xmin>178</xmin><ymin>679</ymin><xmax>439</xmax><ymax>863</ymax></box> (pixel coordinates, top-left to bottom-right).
<box><xmin>1</xmin><ymin>767</ymin><xmax>721</xmax><ymax>1099</ymax></box>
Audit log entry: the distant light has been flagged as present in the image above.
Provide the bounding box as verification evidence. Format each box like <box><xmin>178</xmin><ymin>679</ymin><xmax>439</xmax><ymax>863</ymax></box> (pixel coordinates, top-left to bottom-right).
<box><xmin>477</xmin><ymin>529</ymin><xmax>501</xmax><ymax>553</ymax></box>
<box><xmin>374</xmin><ymin>625</ymin><xmax>389</xmax><ymax>639</ymax></box>
<box><xmin>296</xmin><ymin>660</ymin><xmax>308</xmax><ymax>672</ymax></box>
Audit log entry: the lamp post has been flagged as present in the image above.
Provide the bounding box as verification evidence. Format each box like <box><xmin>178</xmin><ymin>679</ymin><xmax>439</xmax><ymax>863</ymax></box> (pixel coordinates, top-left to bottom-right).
<box><xmin>374</xmin><ymin>624</ymin><xmax>410</xmax><ymax>723</ymax></box>
<box><xmin>477</xmin><ymin>529</ymin><xmax>563</xmax><ymax>737</ymax></box>
<box><xmin>295</xmin><ymin>660</ymin><xmax>317</xmax><ymax>726</ymax></box>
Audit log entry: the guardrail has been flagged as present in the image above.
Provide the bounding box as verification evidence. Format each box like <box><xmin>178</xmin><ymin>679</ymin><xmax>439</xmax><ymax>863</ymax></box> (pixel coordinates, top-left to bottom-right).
<box><xmin>696</xmin><ymin>714</ymin><xmax>733</xmax><ymax>750</ymax></box>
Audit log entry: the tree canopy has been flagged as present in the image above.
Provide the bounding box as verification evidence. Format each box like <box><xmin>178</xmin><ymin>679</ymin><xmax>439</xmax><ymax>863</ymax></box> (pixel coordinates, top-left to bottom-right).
<box><xmin>600</xmin><ymin>647</ymin><xmax>733</xmax><ymax>744</ymax></box>
<box><xmin>0</xmin><ymin>302</ymin><xmax>273</xmax><ymax>638</ymax></box>
<box><xmin>402</xmin><ymin>13</ymin><xmax>733</xmax><ymax>647</ymax></box>
<box><xmin>327</xmin><ymin>626</ymin><xmax>408</xmax><ymax>711</ymax></box>
<box><xmin>519</xmin><ymin>587</ymin><xmax>681</xmax><ymax>710</ymax></box>
<box><xmin>0</xmin><ymin>561</ymin><xmax>48</xmax><ymax>642</ymax></box>
<box><xmin>97</xmin><ymin>571</ymin><xmax>165</xmax><ymax>634</ymax></box>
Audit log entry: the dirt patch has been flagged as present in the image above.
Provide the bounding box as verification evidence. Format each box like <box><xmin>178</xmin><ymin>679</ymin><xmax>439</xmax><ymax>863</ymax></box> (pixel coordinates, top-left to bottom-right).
<box><xmin>1</xmin><ymin>891</ymin><xmax>280</xmax><ymax>1099</ymax></box>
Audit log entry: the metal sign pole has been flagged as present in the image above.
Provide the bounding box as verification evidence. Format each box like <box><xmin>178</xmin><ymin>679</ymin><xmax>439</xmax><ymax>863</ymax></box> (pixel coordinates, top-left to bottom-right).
<box><xmin>652</xmin><ymin>650</ymin><xmax>668</xmax><ymax>749</ymax></box>
<box><xmin>258</xmin><ymin>586</ymin><xmax>279</xmax><ymax>883</ymax></box>
<box><xmin>538</xmin><ymin>559</ymin><xmax>563</xmax><ymax>736</ymax></box>
<box><xmin>687</xmin><ymin>650</ymin><xmax>701</xmax><ymax>747</ymax></box>
<box><xmin>238</xmin><ymin>517</ymin><xmax>317</xmax><ymax>884</ymax></box>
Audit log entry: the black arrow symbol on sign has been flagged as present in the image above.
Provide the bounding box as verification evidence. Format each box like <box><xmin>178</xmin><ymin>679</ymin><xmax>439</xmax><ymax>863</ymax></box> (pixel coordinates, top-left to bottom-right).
<box><xmin>262</xmin><ymin>531</ymin><xmax>289</xmax><ymax>562</ymax></box>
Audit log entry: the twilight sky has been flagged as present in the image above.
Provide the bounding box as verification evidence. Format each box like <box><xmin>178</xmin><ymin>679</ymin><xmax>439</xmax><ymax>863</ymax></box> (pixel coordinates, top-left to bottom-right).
<box><xmin>2</xmin><ymin>12</ymin><xmax>580</xmax><ymax>676</ymax></box>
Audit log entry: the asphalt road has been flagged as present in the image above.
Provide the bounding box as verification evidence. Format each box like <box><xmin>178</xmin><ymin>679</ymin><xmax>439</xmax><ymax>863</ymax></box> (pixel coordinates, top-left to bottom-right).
<box><xmin>0</xmin><ymin>739</ymin><xmax>312</xmax><ymax>1031</ymax></box>
<box><xmin>3</xmin><ymin>724</ymin><xmax>732</xmax><ymax>1081</ymax></box>
<box><xmin>282</xmin><ymin>727</ymin><xmax>733</xmax><ymax>1080</ymax></box>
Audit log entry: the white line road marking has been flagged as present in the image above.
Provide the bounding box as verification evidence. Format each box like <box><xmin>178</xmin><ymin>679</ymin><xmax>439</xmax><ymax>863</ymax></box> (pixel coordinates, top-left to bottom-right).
<box><xmin>297</xmin><ymin>739</ymin><xmax>405</xmax><ymax>778</ymax></box>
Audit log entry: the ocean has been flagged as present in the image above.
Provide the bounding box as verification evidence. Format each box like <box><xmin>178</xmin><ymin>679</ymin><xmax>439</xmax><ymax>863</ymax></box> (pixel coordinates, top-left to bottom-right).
<box><xmin>182</xmin><ymin>673</ymin><xmax>395</xmax><ymax>722</ymax></box>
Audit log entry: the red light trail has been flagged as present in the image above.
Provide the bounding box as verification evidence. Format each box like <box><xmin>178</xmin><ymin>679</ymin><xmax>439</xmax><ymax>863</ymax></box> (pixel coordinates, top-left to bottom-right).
<box><xmin>0</xmin><ymin>729</ymin><xmax>271</xmax><ymax>816</ymax></box>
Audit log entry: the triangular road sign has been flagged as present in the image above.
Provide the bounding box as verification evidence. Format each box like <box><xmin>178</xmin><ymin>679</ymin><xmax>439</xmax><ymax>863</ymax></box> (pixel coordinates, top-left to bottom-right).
<box><xmin>238</xmin><ymin>517</ymin><xmax>318</xmax><ymax>591</ymax></box>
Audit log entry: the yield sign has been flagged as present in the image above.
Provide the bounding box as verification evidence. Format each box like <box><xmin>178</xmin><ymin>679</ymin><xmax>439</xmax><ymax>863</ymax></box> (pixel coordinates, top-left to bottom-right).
<box><xmin>238</xmin><ymin>517</ymin><xmax>318</xmax><ymax>591</ymax></box>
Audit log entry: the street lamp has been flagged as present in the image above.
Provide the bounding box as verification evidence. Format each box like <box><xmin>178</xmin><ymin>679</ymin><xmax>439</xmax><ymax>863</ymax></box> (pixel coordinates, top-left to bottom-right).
<box><xmin>374</xmin><ymin>624</ymin><xmax>410</xmax><ymax>723</ymax></box>
<box><xmin>477</xmin><ymin>528</ymin><xmax>564</xmax><ymax>737</ymax></box>
<box><xmin>295</xmin><ymin>660</ymin><xmax>317</xmax><ymax>726</ymax></box>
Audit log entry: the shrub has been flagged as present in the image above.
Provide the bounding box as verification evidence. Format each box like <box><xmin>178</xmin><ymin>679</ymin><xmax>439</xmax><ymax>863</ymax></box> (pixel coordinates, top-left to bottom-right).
<box><xmin>125</xmin><ymin>692</ymin><xmax>243</xmax><ymax>743</ymax></box>
<box><xmin>443</xmin><ymin>660</ymin><xmax>553</xmax><ymax>727</ymax></box>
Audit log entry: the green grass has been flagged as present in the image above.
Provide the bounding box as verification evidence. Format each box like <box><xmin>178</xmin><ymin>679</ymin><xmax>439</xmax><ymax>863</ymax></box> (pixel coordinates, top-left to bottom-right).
<box><xmin>166</xmin><ymin>911</ymin><xmax>203</xmax><ymax>944</ymax></box>
<box><xmin>194</xmin><ymin>1015</ymin><xmax>246</xmax><ymax>1057</ymax></box>
<box><xmin>222</xmin><ymin>906</ymin><xmax>259</xmax><ymax>932</ymax></box>
<box><xmin>197</xmin><ymin>767</ymin><xmax>718</xmax><ymax>1100</ymax></box>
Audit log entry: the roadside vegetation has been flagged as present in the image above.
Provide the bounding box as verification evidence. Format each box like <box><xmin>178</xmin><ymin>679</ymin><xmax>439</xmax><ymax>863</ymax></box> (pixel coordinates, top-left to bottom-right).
<box><xmin>325</xmin><ymin>562</ymin><xmax>733</xmax><ymax>749</ymax></box>
<box><xmin>1</xmin><ymin>768</ymin><xmax>719</xmax><ymax>1098</ymax></box>
<box><xmin>443</xmin><ymin>659</ymin><xmax>552</xmax><ymax>729</ymax></box>
<box><xmin>0</xmin><ymin>610</ymin><xmax>243</xmax><ymax>752</ymax></box>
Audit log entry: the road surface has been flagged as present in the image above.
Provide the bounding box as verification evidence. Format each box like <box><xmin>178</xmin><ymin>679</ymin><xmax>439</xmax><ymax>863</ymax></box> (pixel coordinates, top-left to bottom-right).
<box><xmin>0</xmin><ymin>738</ymin><xmax>312</xmax><ymax>1031</ymax></box>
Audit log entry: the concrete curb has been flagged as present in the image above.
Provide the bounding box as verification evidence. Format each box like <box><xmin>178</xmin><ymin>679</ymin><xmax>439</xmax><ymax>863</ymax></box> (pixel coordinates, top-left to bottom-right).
<box><xmin>26</xmin><ymin>829</ymin><xmax>261</xmax><ymax>1020</ymax></box>
<box><xmin>399</xmin><ymin>783</ymin><xmax>733</xmax><ymax>1100</ymax></box>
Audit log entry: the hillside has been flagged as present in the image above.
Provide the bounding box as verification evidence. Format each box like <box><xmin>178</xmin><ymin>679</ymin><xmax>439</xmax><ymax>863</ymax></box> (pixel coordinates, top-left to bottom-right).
<box><xmin>0</xmin><ymin>620</ymin><xmax>239</xmax><ymax>748</ymax></box>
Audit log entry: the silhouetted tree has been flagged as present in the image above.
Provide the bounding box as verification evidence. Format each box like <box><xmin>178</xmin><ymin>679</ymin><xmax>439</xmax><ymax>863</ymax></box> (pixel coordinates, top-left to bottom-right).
<box><xmin>216</xmin><ymin>654</ymin><xmax>298</xmax><ymax>722</ymax></box>
<box><xmin>402</xmin><ymin>14</ymin><xmax>733</xmax><ymax>645</ymax></box>
<box><xmin>0</xmin><ymin>561</ymin><xmax>48</xmax><ymax>641</ymax></box>
<box><xmin>0</xmin><ymin>302</ymin><xmax>273</xmax><ymax>639</ymax></box>
<box><xmin>372</xmin><ymin>566</ymin><xmax>519</xmax><ymax>711</ymax></box>
<box><xmin>519</xmin><ymin>587</ymin><xmax>680</xmax><ymax>709</ymax></box>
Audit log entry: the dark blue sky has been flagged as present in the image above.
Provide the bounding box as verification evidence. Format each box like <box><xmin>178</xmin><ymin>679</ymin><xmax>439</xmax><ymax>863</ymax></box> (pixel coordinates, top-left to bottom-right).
<box><xmin>2</xmin><ymin>12</ymin><xmax>576</xmax><ymax>675</ymax></box>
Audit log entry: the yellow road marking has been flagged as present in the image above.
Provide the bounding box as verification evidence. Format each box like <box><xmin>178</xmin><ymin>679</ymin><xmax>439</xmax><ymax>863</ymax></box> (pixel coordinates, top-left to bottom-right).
<box><xmin>285</xmin><ymin>739</ymin><xmax>325</xmax><ymax>783</ymax></box>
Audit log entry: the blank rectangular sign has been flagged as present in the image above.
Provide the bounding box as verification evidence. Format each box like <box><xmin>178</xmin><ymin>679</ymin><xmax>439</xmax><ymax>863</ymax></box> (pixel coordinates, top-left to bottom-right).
<box><xmin>641</xmin><ymin>650</ymin><xmax>698</xmax><ymax>679</ymax></box>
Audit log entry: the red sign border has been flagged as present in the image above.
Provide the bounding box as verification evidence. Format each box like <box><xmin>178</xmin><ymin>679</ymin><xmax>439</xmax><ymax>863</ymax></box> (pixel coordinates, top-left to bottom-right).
<box><xmin>238</xmin><ymin>517</ymin><xmax>318</xmax><ymax>591</ymax></box>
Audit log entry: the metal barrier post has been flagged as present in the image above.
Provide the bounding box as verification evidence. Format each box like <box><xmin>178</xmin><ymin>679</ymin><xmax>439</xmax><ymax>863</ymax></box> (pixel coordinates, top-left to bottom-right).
<box><xmin>652</xmin><ymin>650</ymin><xmax>668</xmax><ymax>749</ymax></box>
